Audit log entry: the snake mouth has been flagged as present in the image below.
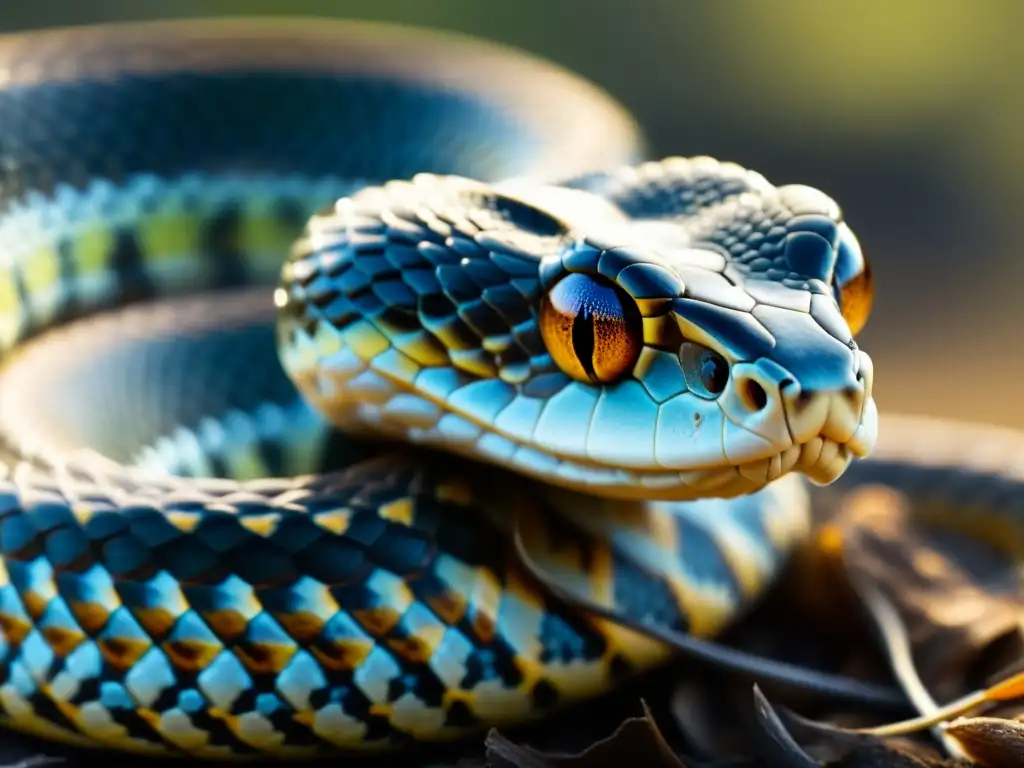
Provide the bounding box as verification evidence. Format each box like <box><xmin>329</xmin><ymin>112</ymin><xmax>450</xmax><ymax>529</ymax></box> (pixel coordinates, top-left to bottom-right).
<box><xmin>433</xmin><ymin>422</ymin><xmax>863</xmax><ymax>501</ymax></box>
<box><xmin>723</xmin><ymin>386</ymin><xmax>877</xmax><ymax>492</ymax></box>
<box><xmin>732</xmin><ymin>436</ymin><xmax>856</xmax><ymax>489</ymax></box>
<box><xmin>466</xmin><ymin>434</ymin><xmax>857</xmax><ymax>501</ymax></box>
<box><xmin>293</xmin><ymin>363</ymin><xmax>876</xmax><ymax>502</ymax></box>
<box><xmin>471</xmin><ymin>390</ymin><xmax>878</xmax><ymax>499</ymax></box>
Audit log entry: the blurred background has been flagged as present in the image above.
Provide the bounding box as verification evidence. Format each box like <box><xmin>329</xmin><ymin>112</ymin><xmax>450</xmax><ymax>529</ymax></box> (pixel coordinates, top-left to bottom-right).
<box><xmin>1</xmin><ymin>0</ymin><xmax>1021</xmax><ymax>427</ymax></box>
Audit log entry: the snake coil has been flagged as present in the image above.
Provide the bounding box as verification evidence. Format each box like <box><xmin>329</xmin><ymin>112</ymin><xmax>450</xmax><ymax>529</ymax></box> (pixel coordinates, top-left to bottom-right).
<box><xmin>0</xmin><ymin>16</ymin><xmax>1013</xmax><ymax>762</ymax></box>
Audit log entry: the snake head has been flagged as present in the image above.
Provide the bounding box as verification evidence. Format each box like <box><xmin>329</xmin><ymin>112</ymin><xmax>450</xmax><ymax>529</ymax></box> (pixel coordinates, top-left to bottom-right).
<box><xmin>276</xmin><ymin>158</ymin><xmax>877</xmax><ymax>500</ymax></box>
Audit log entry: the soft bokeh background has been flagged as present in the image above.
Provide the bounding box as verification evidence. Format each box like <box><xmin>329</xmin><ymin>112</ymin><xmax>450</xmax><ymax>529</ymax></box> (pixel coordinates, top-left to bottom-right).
<box><xmin>2</xmin><ymin>0</ymin><xmax>1021</xmax><ymax>427</ymax></box>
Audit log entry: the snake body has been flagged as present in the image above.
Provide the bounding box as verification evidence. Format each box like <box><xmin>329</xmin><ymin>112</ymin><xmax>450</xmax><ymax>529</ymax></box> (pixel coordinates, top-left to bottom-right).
<box><xmin>0</xmin><ymin>17</ymin><xmax>1012</xmax><ymax>761</ymax></box>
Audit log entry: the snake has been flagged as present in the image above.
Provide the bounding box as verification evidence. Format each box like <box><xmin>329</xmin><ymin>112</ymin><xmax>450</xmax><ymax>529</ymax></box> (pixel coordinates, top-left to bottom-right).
<box><xmin>0</xmin><ymin>15</ymin><xmax>1015</xmax><ymax>762</ymax></box>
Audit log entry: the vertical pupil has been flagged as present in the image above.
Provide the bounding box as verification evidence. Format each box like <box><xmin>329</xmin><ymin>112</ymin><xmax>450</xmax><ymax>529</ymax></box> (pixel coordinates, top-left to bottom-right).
<box><xmin>571</xmin><ymin>306</ymin><xmax>597</xmax><ymax>380</ymax></box>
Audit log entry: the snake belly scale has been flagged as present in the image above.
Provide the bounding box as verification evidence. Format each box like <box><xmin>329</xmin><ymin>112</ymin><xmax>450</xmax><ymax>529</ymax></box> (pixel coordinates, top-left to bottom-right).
<box><xmin>0</xmin><ymin>15</ymin><xmax>998</xmax><ymax>761</ymax></box>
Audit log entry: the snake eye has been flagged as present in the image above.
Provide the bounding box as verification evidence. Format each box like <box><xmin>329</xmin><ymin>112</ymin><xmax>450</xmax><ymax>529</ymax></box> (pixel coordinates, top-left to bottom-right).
<box><xmin>832</xmin><ymin>224</ymin><xmax>874</xmax><ymax>336</ymax></box>
<box><xmin>539</xmin><ymin>272</ymin><xmax>643</xmax><ymax>384</ymax></box>
<box><xmin>679</xmin><ymin>342</ymin><xmax>729</xmax><ymax>398</ymax></box>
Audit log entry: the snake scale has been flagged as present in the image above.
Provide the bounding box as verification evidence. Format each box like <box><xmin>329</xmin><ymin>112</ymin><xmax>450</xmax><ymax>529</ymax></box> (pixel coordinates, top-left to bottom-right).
<box><xmin>0</xmin><ymin>16</ymin><xmax>1018</xmax><ymax>761</ymax></box>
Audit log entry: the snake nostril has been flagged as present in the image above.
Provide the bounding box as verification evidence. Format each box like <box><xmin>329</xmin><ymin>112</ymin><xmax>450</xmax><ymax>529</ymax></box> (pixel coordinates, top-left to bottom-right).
<box><xmin>742</xmin><ymin>379</ymin><xmax>768</xmax><ymax>412</ymax></box>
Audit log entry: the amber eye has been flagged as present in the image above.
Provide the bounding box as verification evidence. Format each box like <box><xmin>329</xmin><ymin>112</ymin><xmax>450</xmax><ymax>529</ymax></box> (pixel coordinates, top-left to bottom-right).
<box><xmin>833</xmin><ymin>225</ymin><xmax>874</xmax><ymax>336</ymax></box>
<box><xmin>539</xmin><ymin>272</ymin><xmax>643</xmax><ymax>384</ymax></box>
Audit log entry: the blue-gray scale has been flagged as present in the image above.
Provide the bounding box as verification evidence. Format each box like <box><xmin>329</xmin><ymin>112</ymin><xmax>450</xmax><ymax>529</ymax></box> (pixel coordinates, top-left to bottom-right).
<box><xmin>0</xmin><ymin>73</ymin><xmax>532</xmax><ymax>204</ymax></box>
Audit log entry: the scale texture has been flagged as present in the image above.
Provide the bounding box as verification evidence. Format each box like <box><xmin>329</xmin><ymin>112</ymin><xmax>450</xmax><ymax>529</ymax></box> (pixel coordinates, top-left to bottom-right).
<box><xmin>0</xmin><ymin>16</ymin><xmax>996</xmax><ymax>763</ymax></box>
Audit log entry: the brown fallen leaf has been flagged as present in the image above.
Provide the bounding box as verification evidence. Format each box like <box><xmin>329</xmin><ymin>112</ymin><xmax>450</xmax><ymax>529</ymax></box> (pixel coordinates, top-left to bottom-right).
<box><xmin>807</xmin><ymin>485</ymin><xmax>1024</xmax><ymax>708</ymax></box>
<box><xmin>771</xmin><ymin>481</ymin><xmax>1024</xmax><ymax>766</ymax></box>
<box><xmin>484</xmin><ymin>701</ymin><xmax>684</xmax><ymax>768</ymax></box>
<box><xmin>649</xmin><ymin>481</ymin><xmax>1024</xmax><ymax>766</ymax></box>
<box><xmin>670</xmin><ymin>674</ymin><xmax>759</xmax><ymax>758</ymax></box>
<box><xmin>484</xmin><ymin>683</ymin><xmax>979</xmax><ymax>768</ymax></box>
<box><xmin>944</xmin><ymin>717</ymin><xmax>1024</xmax><ymax>767</ymax></box>
<box><xmin>748</xmin><ymin>686</ymin><xmax>820</xmax><ymax>767</ymax></box>
<box><xmin>824</xmin><ymin>744</ymin><xmax>971</xmax><ymax>767</ymax></box>
<box><xmin>776</xmin><ymin>702</ymin><xmax>972</xmax><ymax>767</ymax></box>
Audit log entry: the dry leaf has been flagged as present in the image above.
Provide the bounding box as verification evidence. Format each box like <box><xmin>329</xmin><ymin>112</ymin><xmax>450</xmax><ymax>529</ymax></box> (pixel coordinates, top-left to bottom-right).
<box><xmin>670</xmin><ymin>675</ymin><xmax>759</xmax><ymax>759</ymax></box>
<box><xmin>485</xmin><ymin>702</ymin><xmax>684</xmax><ymax>768</ymax></box>
<box><xmin>769</xmin><ymin>482</ymin><xmax>1024</xmax><ymax>767</ymax></box>
<box><xmin>944</xmin><ymin>717</ymin><xmax>1024</xmax><ymax>767</ymax></box>
<box><xmin>749</xmin><ymin>686</ymin><xmax>819</xmax><ymax>767</ymax></box>
<box><xmin>777</xmin><ymin>703</ymin><xmax>966</xmax><ymax>766</ymax></box>
<box><xmin>808</xmin><ymin>485</ymin><xmax>1024</xmax><ymax>706</ymax></box>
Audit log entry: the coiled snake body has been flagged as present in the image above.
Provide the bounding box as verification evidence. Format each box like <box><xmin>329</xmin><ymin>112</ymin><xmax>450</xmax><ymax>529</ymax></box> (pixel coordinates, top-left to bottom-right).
<box><xmin>0</xmin><ymin>17</ymin><xmax>1013</xmax><ymax>760</ymax></box>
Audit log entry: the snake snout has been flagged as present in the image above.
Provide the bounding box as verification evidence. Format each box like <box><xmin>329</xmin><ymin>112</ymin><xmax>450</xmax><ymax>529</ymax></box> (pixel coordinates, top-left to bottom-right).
<box><xmin>780</xmin><ymin>349</ymin><xmax>877</xmax><ymax>469</ymax></box>
<box><xmin>781</xmin><ymin>376</ymin><xmax>864</xmax><ymax>445</ymax></box>
<box><xmin>719</xmin><ymin>345</ymin><xmax>876</xmax><ymax>484</ymax></box>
